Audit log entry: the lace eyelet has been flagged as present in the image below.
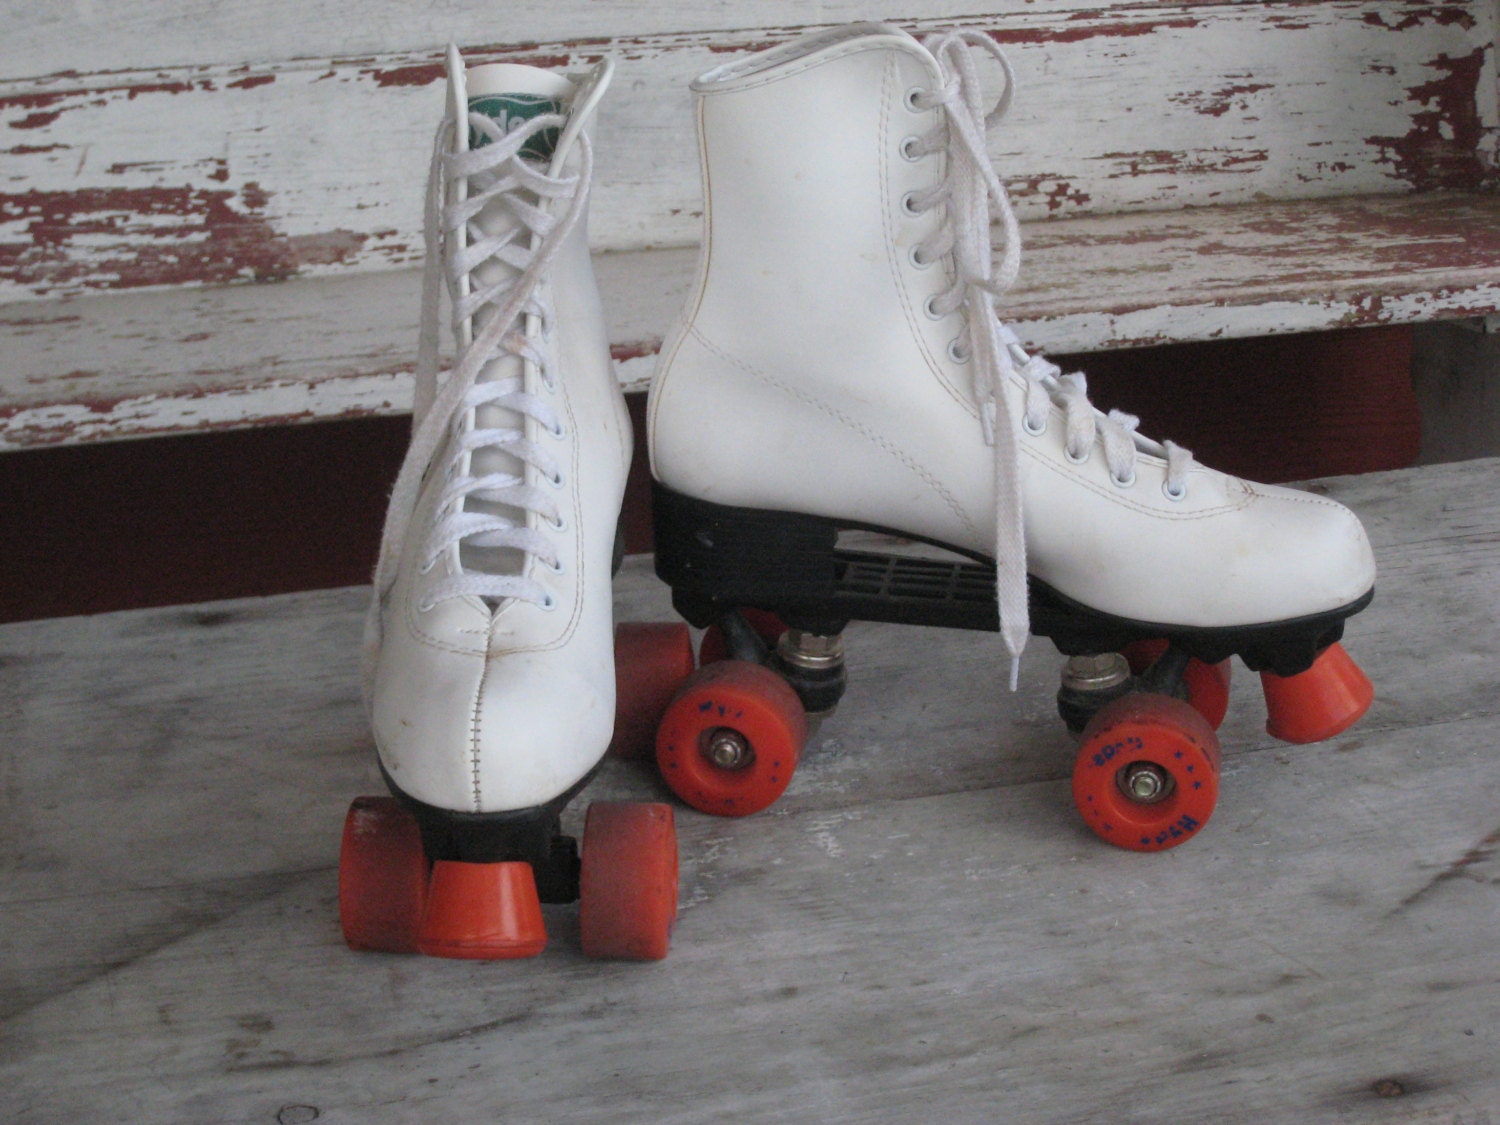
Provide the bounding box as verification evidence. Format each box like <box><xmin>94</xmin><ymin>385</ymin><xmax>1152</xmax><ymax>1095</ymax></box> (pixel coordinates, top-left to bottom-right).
<box><xmin>541</xmin><ymin>556</ymin><xmax>564</xmax><ymax>575</ymax></box>
<box><xmin>923</xmin><ymin>294</ymin><xmax>945</xmax><ymax>320</ymax></box>
<box><xmin>904</xmin><ymin>87</ymin><xmax>927</xmax><ymax>112</ymax></box>
<box><xmin>1065</xmin><ymin>444</ymin><xmax>1090</xmax><ymax>466</ymax></box>
<box><xmin>418</xmin><ymin>556</ymin><xmax>438</xmax><ymax>575</ymax></box>
<box><xmin>539</xmin><ymin>592</ymin><xmax>558</xmax><ymax>612</ymax></box>
<box><xmin>545</xmin><ymin>470</ymin><xmax>564</xmax><ymax>489</ymax></box>
<box><xmin>947</xmin><ymin>338</ymin><xmax>970</xmax><ymax>364</ymax></box>
<box><xmin>546</xmin><ymin>513</ymin><xmax>567</xmax><ymax>532</ymax></box>
<box><xmin>899</xmin><ymin>135</ymin><xmax>924</xmax><ymax>162</ymax></box>
<box><xmin>1112</xmin><ymin>468</ymin><xmax>1137</xmax><ymax>489</ymax></box>
<box><xmin>900</xmin><ymin>191</ymin><xmax>922</xmax><ymax>217</ymax></box>
<box><xmin>909</xmin><ymin>244</ymin><xmax>932</xmax><ymax>269</ymax></box>
<box><xmin>416</xmin><ymin>599</ymin><xmax>435</xmax><ymax>614</ymax></box>
<box><xmin>1022</xmin><ymin>414</ymin><xmax>1047</xmax><ymax>437</ymax></box>
<box><xmin>1163</xmin><ymin>480</ymin><xmax>1187</xmax><ymax>502</ymax></box>
<box><xmin>547</xmin><ymin>422</ymin><xmax>566</xmax><ymax>440</ymax></box>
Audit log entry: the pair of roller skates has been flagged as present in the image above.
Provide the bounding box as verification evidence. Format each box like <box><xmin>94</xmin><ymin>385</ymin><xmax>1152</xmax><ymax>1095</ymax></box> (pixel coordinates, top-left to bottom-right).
<box><xmin>340</xmin><ymin>25</ymin><xmax>1376</xmax><ymax>962</ymax></box>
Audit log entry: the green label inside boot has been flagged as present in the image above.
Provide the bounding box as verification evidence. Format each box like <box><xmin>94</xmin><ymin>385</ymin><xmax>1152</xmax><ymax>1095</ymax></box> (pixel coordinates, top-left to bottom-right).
<box><xmin>468</xmin><ymin>94</ymin><xmax>561</xmax><ymax>161</ymax></box>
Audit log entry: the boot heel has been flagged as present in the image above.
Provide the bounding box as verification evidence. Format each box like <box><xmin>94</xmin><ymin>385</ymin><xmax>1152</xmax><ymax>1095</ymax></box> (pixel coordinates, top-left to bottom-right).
<box><xmin>652</xmin><ymin>483</ymin><xmax>839</xmax><ymax>625</ymax></box>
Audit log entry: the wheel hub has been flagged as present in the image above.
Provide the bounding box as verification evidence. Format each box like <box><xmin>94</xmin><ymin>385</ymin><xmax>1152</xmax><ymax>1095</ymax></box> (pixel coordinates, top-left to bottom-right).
<box><xmin>704</xmin><ymin>728</ymin><xmax>754</xmax><ymax>771</ymax></box>
<box><xmin>1119</xmin><ymin>762</ymin><xmax>1173</xmax><ymax>804</ymax></box>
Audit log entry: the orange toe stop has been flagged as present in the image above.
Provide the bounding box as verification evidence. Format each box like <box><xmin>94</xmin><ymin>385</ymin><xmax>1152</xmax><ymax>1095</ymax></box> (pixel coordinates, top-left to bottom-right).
<box><xmin>1260</xmin><ymin>642</ymin><xmax>1373</xmax><ymax>745</ymax></box>
<box><xmin>416</xmin><ymin>860</ymin><xmax>547</xmax><ymax>960</ymax></box>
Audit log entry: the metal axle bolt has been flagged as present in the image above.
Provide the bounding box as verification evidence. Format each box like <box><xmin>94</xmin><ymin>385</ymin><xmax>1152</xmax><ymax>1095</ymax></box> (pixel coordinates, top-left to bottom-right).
<box><xmin>776</xmin><ymin>629</ymin><xmax>846</xmax><ymax>671</ymax></box>
<box><xmin>1120</xmin><ymin>762</ymin><xmax>1171</xmax><ymax>804</ymax></box>
<box><xmin>705</xmin><ymin>728</ymin><xmax>753</xmax><ymax>771</ymax></box>
<box><xmin>1061</xmin><ymin>652</ymin><xmax>1131</xmax><ymax>694</ymax></box>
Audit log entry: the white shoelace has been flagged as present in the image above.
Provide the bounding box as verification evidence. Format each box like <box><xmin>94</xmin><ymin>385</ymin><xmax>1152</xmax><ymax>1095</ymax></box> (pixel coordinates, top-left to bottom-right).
<box><xmin>372</xmin><ymin>107</ymin><xmax>591</xmax><ymax>622</ymax></box>
<box><xmin>915</xmin><ymin>29</ymin><xmax>1193</xmax><ymax>687</ymax></box>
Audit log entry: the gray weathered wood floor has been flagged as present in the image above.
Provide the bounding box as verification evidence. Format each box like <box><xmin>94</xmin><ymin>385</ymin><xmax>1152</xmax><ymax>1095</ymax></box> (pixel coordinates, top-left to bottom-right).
<box><xmin>3</xmin><ymin>460</ymin><xmax>1498</xmax><ymax>1124</ymax></box>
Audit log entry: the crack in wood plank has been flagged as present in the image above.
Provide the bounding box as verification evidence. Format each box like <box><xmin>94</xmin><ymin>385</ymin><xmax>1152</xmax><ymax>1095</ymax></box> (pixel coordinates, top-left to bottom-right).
<box><xmin>1394</xmin><ymin>826</ymin><xmax>1500</xmax><ymax>912</ymax></box>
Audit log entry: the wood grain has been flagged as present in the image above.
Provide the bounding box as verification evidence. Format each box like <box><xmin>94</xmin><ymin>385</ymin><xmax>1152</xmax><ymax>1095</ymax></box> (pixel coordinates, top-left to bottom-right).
<box><xmin>6</xmin><ymin>0</ymin><xmax>1498</xmax><ymax>450</ymax></box>
<box><xmin>5</xmin><ymin>193</ymin><xmax>1497</xmax><ymax>448</ymax></box>
<box><xmin>3</xmin><ymin>2</ymin><xmax>1494</xmax><ymax>300</ymax></box>
<box><xmin>1</xmin><ymin>459</ymin><xmax>1498</xmax><ymax>1122</ymax></box>
<box><xmin>7</xmin><ymin>0</ymin><xmax>1388</xmax><ymax>76</ymax></box>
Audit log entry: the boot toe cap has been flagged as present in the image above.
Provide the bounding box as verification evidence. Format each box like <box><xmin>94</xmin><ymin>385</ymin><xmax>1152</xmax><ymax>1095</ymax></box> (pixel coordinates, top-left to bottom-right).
<box><xmin>372</xmin><ymin>639</ymin><xmax>613</xmax><ymax>815</ymax></box>
<box><xmin>1239</xmin><ymin>483</ymin><xmax>1376</xmax><ymax>614</ymax></box>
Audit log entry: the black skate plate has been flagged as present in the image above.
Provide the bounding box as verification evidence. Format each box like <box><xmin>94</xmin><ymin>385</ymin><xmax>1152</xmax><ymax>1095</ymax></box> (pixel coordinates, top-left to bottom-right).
<box><xmin>379</xmin><ymin>763</ymin><xmax>594</xmax><ymax>903</ymax></box>
<box><xmin>653</xmin><ymin>482</ymin><xmax>1373</xmax><ymax>677</ymax></box>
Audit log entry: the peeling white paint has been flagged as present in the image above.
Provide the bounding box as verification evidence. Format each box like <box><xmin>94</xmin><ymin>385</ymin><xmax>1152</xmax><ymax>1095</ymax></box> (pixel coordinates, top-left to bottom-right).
<box><xmin>2</xmin><ymin>1</ymin><xmax>1495</xmax><ymax>300</ymax></box>
<box><xmin>6</xmin><ymin>191</ymin><xmax>1500</xmax><ymax>447</ymax></box>
<box><xmin>4</xmin><ymin>3</ymin><xmax>1499</xmax><ymax>446</ymax></box>
<box><xmin>0</xmin><ymin>372</ymin><xmax>410</xmax><ymax>449</ymax></box>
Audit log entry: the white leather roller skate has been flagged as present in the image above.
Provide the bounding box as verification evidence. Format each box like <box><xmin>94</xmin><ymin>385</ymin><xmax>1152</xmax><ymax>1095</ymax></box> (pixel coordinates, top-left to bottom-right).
<box><xmin>646</xmin><ymin>24</ymin><xmax>1376</xmax><ymax>848</ymax></box>
<box><xmin>341</xmin><ymin>47</ymin><xmax>678</xmax><ymax>960</ymax></box>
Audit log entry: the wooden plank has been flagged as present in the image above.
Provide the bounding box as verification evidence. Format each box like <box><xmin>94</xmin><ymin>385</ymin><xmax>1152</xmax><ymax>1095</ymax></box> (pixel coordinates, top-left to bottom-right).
<box><xmin>2</xmin><ymin>729</ymin><xmax>1497</xmax><ymax>1123</ymax></box>
<box><xmin>0</xmin><ymin>247</ymin><xmax>678</xmax><ymax>447</ymax></box>
<box><xmin>0</xmin><ymin>459</ymin><xmax>1497</xmax><ymax>1121</ymax></box>
<box><xmin>3</xmin><ymin>0</ymin><xmax>1375</xmax><ymax>76</ymax></box>
<box><xmin>6</xmin><ymin>192</ymin><xmax>1500</xmax><ymax>448</ymax></box>
<box><xmin>4</xmin><ymin>1</ymin><xmax>1494</xmax><ymax>300</ymax></box>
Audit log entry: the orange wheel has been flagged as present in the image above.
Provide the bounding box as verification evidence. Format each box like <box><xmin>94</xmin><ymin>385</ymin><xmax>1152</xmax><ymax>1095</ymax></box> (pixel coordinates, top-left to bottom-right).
<box><xmin>610</xmin><ymin>622</ymin><xmax>696</xmax><ymax>759</ymax></box>
<box><xmin>656</xmin><ymin>660</ymin><xmax>807</xmax><ymax>817</ymax></box>
<box><xmin>697</xmin><ymin>609</ymin><xmax>788</xmax><ymax>665</ymax></box>
<box><xmin>579</xmin><ymin>801</ymin><xmax>679</xmax><ymax>960</ymax></box>
<box><xmin>1261</xmin><ymin>642</ymin><xmax>1373</xmax><ymax>744</ymax></box>
<box><xmin>1072</xmin><ymin>693</ymin><xmax>1221</xmax><ymax>853</ymax></box>
<box><xmin>338</xmin><ymin>796</ymin><xmax>429</xmax><ymax>953</ymax></box>
<box><xmin>1122</xmin><ymin>639</ymin><xmax>1233</xmax><ymax>730</ymax></box>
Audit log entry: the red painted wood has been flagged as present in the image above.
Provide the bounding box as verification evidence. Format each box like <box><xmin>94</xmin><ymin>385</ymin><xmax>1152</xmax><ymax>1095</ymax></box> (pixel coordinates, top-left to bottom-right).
<box><xmin>1056</xmin><ymin>326</ymin><xmax>1420</xmax><ymax>482</ymax></box>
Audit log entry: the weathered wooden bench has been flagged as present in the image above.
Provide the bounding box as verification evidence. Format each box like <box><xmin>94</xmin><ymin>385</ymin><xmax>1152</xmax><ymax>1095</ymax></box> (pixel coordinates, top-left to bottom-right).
<box><xmin>3</xmin><ymin>1</ymin><xmax>1498</xmax><ymax>447</ymax></box>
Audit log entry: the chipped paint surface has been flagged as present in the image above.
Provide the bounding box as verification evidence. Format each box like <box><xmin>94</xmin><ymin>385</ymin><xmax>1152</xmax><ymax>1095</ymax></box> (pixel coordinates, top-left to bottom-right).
<box><xmin>7</xmin><ymin>191</ymin><xmax>1500</xmax><ymax>447</ymax></box>
<box><xmin>0</xmin><ymin>371</ymin><xmax>412</xmax><ymax>448</ymax></box>
<box><xmin>5</xmin><ymin>1</ymin><xmax>1499</xmax><ymax>447</ymax></box>
<box><xmin>1</xmin><ymin>2</ymin><xmax>1496</xmax><ymax>301</ymax></box>
<box><xmin>0</xmin><ymin>346</ymin><xmax>681</xmax><ymax>447</ymax></box>
<box><xmin>1</xmin><ymin>185</ymin><xmax>368</xmax><ymax>292</ymax></box>
<box><xmin>0</xmin><ymin>61</ymin><xmax>430</xmax><ymax>300</ymax></box>
<box><xmin>1366</xmin><ymin>47</ymin><xmax>1493</xmax><ymax>190</ymax></box>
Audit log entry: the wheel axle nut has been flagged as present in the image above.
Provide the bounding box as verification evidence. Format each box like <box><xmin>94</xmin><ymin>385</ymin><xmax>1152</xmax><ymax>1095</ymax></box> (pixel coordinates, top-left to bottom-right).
<box><xmin>705</xmin><ymin>728</ymin><xmax>753</xmax><ymax>771</ymax></box>
<box><xmin>1121</xmin><ymin>762</ymin><xmax>1171</xmax><ymax>804</ymax></box>
<box><xmin>1061</xmin><ymin>652</ymin><xmax>1132</xmax><ymax>693</ymax></box>
<box><xmin>776</xmin><ymin>629</ymin><xmax>845</xmax><ymax>671</ymax></box>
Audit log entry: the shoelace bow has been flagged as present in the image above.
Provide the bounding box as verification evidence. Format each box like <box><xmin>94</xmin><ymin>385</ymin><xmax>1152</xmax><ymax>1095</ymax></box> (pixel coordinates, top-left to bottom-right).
<box><xmin>372</xmin><ymin>109</ymin><xmax>592</xmax><ymax>618</ymax></box>
<box><xmin>917</xmin><ymin>29</ymin><xmax>1193</xmax><ymax>686</ymax></box>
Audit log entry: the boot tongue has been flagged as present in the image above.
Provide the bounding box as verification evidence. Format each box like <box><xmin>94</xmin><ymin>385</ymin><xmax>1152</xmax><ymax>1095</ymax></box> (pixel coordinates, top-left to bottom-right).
<box><xmin>464</xmin><ymin>65</ymin><xmax>575</xmax><ymax>162</ymax></box>
<box><xmin>458</xmin><ymin>64</ymin><xmax>576</xmax><ymax>592</ymax></box>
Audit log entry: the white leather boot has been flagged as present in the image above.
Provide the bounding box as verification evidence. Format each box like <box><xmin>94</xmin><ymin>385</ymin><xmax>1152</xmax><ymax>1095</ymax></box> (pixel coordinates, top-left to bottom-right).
<box><xmin>341</xmin><ymin>50</ymin><xmax>681</xmax><ymax>959</ymax></box>
<box><xmin>367</xmin><ymin>49</ymin><xmax>630</xmax><ymax>825</ymax></box>
<box><xmin>649</xmin><ymin>23</ymin><xmax>1375</xmax><ymax>679</ymax></box>
<box><xmin>645</xmin><ymin>25</ymin><xmax>1375</xmax><ymax>846</ymax></box>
